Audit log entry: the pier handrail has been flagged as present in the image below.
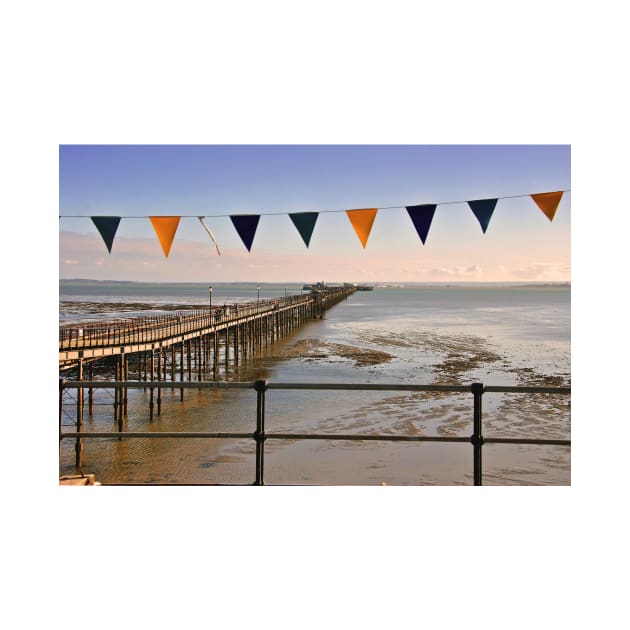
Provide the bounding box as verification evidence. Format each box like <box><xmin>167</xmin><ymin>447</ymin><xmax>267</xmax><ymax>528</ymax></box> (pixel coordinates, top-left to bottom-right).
<box><xmin>59</xmin><ymin>379</ymin><xmax>571</xmax><ymax>486</ymax></box>
<box><xmin>60</xmin><ymin>296</ymin><xmax>307</xmax><ymax>349</ymax></box>
<box><xmin>59</xmin><ymin>288</ymin><xmax>352</xmax><ymax>354</ymax></box>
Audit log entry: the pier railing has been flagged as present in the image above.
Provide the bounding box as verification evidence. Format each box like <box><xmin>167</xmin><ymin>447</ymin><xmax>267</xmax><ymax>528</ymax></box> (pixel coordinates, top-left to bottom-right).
<box><xmin>59</xmin><ymin>288</ymin><xmax>355</xmax><ymax>355</ymax></box>
<box><xmin>59</xmin><ymin>380</ymin><xmax>571</xmax><ymax>486</ymax></box>
<box><xmin>59</xmin><ymin>294</ymin><xmax>313</xmax><ymax>350</ymax></box>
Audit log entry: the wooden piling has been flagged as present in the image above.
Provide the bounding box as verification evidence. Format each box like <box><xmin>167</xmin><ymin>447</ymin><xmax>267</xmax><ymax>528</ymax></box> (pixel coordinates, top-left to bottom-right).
<box><xmin>213</xmin><ymin>332</ymin><xmax>219</xmax><ymax>378</ymax></box>
<box><xmin>157</xmin><ymin>348</ymin><xmax>162</xmax><ymax>415</ymax></box>
<box><xmin>123</xmin><ymin>354</ymin><xmax>128</xmax><ymax>415</ymax></box>
<box><xmin>88</xmin><ymin>362</ymin><xmax>93</xmax><ymax>415</ymax></box>
<box><xmin>75</xmin><ymin>359</ymin><xmax>83</xmax><ymax>467</ymax></box>
<box><xmin>187</xmin><ymin>339</ymin><xmax>192</xmax><ymax>379</ymax></box>
<box><xmin>180</xmin><ymin>341</ymin><xmax>185</xmax><ymax>401</ymax></box>
<box><xmin>117</xmin><ymin>355</ymin><xmax>124</xmax><ymax>433</ymax></box>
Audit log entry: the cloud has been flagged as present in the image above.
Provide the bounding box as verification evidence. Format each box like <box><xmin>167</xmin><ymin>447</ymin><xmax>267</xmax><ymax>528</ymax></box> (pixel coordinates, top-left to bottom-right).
<box><xmin>428</xmin><ymin>265</ymin><xmax>483</xmax><ymax>279</ymax></box>
<box><xmin>511</xmin><ymin>262</ymin><xmax>568</xmax><ymax>280</ymax></box>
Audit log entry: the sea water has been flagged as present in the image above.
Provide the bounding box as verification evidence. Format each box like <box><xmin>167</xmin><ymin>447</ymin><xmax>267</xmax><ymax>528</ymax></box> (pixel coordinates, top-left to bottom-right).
<box><xmin>59</xmin><ymin>281</ymin><xmax>571</xmax><ymax>485</ymax></box>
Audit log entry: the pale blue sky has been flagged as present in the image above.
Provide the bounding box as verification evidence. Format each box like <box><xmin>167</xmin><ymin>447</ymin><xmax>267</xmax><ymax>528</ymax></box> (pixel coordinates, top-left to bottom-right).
<box><xmin>59</xmin><ymin>145</ymin><xmax>570</xmax><ymax>282</ymax></box>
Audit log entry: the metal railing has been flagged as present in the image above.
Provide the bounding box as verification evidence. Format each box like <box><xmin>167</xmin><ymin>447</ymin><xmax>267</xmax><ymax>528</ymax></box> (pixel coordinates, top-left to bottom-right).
<box><xmin>59</xmin><ymin>379</ymin><xmax>570</xmax><ymax>485</ymax></box>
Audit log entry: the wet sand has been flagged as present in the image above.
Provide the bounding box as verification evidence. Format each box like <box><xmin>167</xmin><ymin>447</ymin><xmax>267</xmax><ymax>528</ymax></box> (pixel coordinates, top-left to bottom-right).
<box><xmin>268</xmin><ymin>338</ymin><xmax>394</xmax><ymax>367</ymax></box>
<box><xmin>60</xmin><ymin>300</ymin><xmax>200</xmax><ymax>317</ymax></box>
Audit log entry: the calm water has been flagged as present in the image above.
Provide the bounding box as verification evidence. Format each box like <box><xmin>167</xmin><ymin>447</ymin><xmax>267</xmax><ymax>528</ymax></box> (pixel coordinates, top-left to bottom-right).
<box><xmin>59</xmin><ymin>281</ymin><xmax>571</xmax><ymax>485</ymax></box>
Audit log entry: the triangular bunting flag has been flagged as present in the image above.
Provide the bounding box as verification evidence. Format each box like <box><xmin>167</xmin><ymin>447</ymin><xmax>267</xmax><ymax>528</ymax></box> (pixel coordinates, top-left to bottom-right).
<box><xmin>531</xmin><ymin>191</ymin><xmax>564</xmax><ymax>222</ymax></box>
<box><xmin>346</xmin><ymin>208</ymin><xmax>378</xmax><ymax>248</ymax></box>
<box><xmin>230</xmin><ymin>214</ymin><xmax>260</xmax><ymax>251</ymax></box>
<box><xmin>467</xmin><ymin>199</ymin><xmax>498</xmax><ymax>234</ymax></box>
<box><xmin>149</xmin><ymin>216</ymin><xmax>181</xmax><ymax>257</ymax></box>
<box><xmin>91</xmin><ymin>216</ymin><xmax>121</xmax><ymax>253</ymax></box>
<box><xmin>405</xmin><ymin>204</ymin><xmax>437</xmax><ymax>245</ymax></box>
<box><xmin>289</xmin><ymin>212</ymin><xmax>319</xmax><ymax>247</ymax></box>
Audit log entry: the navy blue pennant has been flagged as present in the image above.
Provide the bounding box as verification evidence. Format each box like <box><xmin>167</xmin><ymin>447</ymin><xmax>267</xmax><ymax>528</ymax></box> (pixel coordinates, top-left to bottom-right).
<box><xmin>405</xmin><ymin>204</ymin><xmax>437</xmax><ymax>245</ymax></box>
<box><xmin>289</xmin><ymin>212</ymin><xmax>319</xmax><ymax>247</ymax></box>
<box><xmin>467</xmin><ymin>198</ymin><xmax>498</xmax><ymax>234</ymax></box>
<box><xmin>230</xmin><ymin>214</ymin><xmax>260</xmax><ymax>252</ymax></box>
<box><xmin>91</xmin><ymin>216</ymin><xmax>121</xmax><ymax>253</ymax></box>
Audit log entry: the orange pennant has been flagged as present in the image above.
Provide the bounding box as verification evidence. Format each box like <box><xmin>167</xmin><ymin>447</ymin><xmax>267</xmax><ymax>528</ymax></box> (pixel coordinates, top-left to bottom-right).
<box><xmin>346</xmin><ymin>208</ymin><xmax>378</xmax><ymax>248</ymax></box>
<box><xmin>531</xmin><ymin>191</ymin><xmax>564</xmax><ymax>222</ymax></box>
<box><xmin>150</xmin><ymin>216</ymin><xmax>181</xmax><ymax>257</ymax></box>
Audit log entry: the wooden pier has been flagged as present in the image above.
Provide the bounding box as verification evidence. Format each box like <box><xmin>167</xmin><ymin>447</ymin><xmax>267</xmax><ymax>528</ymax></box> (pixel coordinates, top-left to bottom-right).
<box><xmin>60</xmin><ymin>286</ymin><xmax>354</xmax><ymax>371</ymax></box>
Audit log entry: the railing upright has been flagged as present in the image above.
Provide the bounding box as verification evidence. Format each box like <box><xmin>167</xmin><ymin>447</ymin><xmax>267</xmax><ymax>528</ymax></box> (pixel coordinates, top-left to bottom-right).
<box><xmin>254</xmin><ymin>379</ymin><xmax>268</xmax><ymax>485</ymax></box>
<box><xmin>471</xmin><ymin>382</ymin><xmax>485</xmax><ymax>486</ymax></box>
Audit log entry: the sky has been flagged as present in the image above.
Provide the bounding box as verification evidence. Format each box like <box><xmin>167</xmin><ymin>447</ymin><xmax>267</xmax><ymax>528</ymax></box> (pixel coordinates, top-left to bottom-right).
<box><xmin>59</xmin><ymin>144</ymin><xmax>570</xmax><ymax>283</ymax></box>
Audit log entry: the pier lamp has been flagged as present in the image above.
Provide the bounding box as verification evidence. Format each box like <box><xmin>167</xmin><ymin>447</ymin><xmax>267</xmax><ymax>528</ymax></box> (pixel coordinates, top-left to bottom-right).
<box><xmin>257</xmin><ymin>285</ymin><xmax>261</xmax><ymax>304</ymax></box>
<box><xmin>208</xmin><ymin>285</ymin><xmax>213</xmax><ymax>310</ymax></box>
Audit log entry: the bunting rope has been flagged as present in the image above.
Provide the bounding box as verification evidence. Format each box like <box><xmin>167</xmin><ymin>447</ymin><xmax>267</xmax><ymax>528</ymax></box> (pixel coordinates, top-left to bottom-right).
<box><xmin>59</xmin><ymin>189</ymin><xmax>571</xmax><ymax>218</ymax></box>
<box><xmin>59</xmin><ymin>189</ymin><xmax>569</xmax><ymax>256</ymax></box>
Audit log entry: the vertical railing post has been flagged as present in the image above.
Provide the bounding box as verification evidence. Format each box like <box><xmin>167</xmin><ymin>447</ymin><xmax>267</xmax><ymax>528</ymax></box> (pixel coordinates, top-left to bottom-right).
<box><xmin>254</xmin><ymin>379</ymin><xmax>268</xmax><ymax>485</ymax></box>
<box><xmin>471</xmin><ymin>382</ymin><xmax>485</xmax><ymax>486</ymax></box>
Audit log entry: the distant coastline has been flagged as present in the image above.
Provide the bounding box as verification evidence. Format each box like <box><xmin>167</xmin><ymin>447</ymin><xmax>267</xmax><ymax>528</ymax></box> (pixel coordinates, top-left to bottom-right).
<box><xmin>60</xmin><ymin>278</ymin><xmax>570</xmax><ymax>288</ymax></box>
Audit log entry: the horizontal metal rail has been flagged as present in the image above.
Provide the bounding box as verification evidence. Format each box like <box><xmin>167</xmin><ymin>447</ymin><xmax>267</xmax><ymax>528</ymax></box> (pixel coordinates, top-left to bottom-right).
<box><xmin>62</xmin><ymin>381</ymin><xmax>571</xmax><ymax>395</ymax></box>
<box><xmin>59</xmin><ymin>379</ymin><xmax>571</xmax><ymax>485</ymax></box>
<box><xmin>60</xmin><ymin>432</ymin><xmax>569</xmax><ymax>447</ymax></box>
<box><xmin>66</xmin><ymin>381</ymin><xmax>255</xmax><ymax>389</ymax></box>
<box><xmin>61</xmin><ymin>432</ymin><xmax>254</xmax><ymax>439</ymax></box>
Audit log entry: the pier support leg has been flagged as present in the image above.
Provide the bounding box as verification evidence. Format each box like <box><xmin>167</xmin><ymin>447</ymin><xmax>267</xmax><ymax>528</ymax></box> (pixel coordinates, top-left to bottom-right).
<box><xmin>88</xmin><ymin>362</ymin><xmax>93</xmax><ymax>415</ymax></box>
<box><xmin>197</xmin><ymin>337</ymin><xmax>203</xmax><ymax>381</ymax></box>
<box><xmin>157</xmin><ymin>349</ymin><xmax>162</xmax><ymax>415</ymax></box>
<box><xmin>171</xmin><ymin>345</ymin><xmax>176</xmax><ymax>383</ymax></box>
<box><xmin>123</xmin><ymin>354</ymin><xmax>128</xmax><ymax>416</ymax></box>
<box><xmin>180</xmin><ymin>341</ymin><xmax>185</xmax><ymax>401</ymax></box>
<box><xmin>187</xmin><ymin>340</ymin><xmax>191</xmax><ymax>380</ymax></box>
<box><xmin>117</xmin><ymin>355</ymin><xmax>124</xmax><ymax>433</ymax></box>
<box><xmin>148</xmin><ymin>350</ymin><xmax>155</xmax><ymax>421</ymax></box>
<box><xmin>75</xmin><ymin>359</ymin><xmax>83</xmax><ymax>467</ymax></box>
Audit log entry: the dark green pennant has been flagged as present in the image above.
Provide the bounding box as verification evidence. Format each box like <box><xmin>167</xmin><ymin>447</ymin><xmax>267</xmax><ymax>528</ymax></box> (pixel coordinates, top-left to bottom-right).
<box><xmin>91</xmin><ymin>216</ymin><xmax>121</xmax><ymax>253</ymax></box>
<box><xmin>289</xmin><ymin>212</ymin><xmax>319</xmax><ymax>247</ymax></box>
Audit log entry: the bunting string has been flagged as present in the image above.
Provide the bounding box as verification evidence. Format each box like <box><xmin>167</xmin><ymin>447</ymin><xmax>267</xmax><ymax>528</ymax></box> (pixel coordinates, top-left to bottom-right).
<box><xmin>60</xmin><ymin>190</ymin><xmax>570</xmax><ymax>219</ymax></box>
<box><xmin>60</xmin><ymin>189</ymin><xmax>569</xmax><ymax>255</ymax></box>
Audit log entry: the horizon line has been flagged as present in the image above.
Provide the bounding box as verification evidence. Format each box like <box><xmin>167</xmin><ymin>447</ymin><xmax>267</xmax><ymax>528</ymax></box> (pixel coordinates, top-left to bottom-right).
<box><xmin>60</xmin><ymin>277</ymin><xmax>571</xmax><ymax>285</ymax></box>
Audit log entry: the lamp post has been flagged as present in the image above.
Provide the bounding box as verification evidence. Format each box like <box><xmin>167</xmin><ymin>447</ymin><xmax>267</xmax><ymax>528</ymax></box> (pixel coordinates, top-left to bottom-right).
<box><xmin>257</xmin><ymin>285</ymin><xmax>261</xmax><ymax>305</ymax></box>
<box><xmin>208</xmin><ymin>285</ymin><xmax>213</xmax><ymax>310</ymax></box>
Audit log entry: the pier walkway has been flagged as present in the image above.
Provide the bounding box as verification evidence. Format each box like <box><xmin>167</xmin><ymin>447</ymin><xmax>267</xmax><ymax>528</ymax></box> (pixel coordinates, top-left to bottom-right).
<box><xmin>59</xmin><ymin>286</ymin><xmax>356</xmax><ymax>372</ymax></box>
